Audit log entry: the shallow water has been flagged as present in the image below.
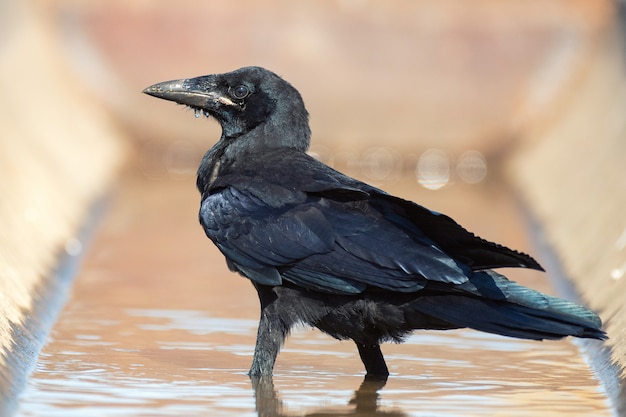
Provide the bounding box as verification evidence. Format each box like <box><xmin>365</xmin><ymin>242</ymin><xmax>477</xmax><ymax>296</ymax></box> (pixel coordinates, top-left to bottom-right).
<box><xmin>16</xmin><ymin>171</ymin><xmax>611</xmax><ymax>416</ymax></box>
<box><xmin>17</xmin><ymin>311</ymin><xmax>609</xmax><ymax>416</ymax></box>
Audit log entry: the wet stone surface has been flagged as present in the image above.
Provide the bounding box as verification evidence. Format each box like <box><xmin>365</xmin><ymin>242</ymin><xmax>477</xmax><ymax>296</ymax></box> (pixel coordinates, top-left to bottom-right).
<box><xmin>16</xmin><ymin>169</ymin><xmax>610</xmax><ymax>416</ymax></box>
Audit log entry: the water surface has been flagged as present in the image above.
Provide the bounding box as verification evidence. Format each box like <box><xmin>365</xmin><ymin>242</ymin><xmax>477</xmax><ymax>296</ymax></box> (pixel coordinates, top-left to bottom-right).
<box><xmin>16</xmin><ymin>172</ymin><xmax>611</xmax><ymax>416</ymax></box>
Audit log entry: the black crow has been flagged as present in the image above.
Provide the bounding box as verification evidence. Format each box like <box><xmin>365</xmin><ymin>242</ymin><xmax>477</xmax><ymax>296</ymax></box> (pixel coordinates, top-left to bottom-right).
<box><xmin>144</xmin><ymin>66</ymin><xmax>605</xmax><ymax>379</ymax></box>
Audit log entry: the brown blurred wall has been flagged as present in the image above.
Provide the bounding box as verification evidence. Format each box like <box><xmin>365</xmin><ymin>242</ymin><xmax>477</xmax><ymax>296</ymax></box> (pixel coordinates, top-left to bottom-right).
<box><xmin>508</xmin><ymin>23</ymin><xmax>626</xmax><ymax>411</ymax></box>
<box><xmin>0</xmin><ymin>1</ymin><xmax>123</xmax><ymax>409</ymax></box>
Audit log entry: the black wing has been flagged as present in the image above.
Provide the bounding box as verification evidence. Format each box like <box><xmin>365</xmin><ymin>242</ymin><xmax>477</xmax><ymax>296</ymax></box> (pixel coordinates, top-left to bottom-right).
<box><xmin>368</xmin><ymin>193</ymin><xmax>544</xmax><ymax>272</ymax></box>
<box><xmin>200</xmin><ymin>149</ymin><xmax>542</xmax><ymax>294</ymax></box>
<box><xmin>290</xmin><ymin>151</ymin><xmax>543</xmax><ymax>271</ymax></box>
<box><xmin>201</xmin><ymin>184</ymin><xmax>471</xmax><ymax>294</ymax></box>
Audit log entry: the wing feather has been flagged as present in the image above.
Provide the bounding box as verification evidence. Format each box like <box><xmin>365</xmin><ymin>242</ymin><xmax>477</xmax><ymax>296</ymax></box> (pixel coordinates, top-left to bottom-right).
<box><xmin>200</xmin><ymin>183</ymin><xmax>468</xmax><ymax>293</ymax></box>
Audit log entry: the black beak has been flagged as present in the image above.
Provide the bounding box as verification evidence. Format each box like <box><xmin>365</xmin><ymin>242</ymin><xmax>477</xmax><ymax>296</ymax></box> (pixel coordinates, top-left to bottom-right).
<box><xmin>142</xmin><ymin>79</ymin><xmax>208</xmax><ymax>108</ymax></box>
<box><xmin>143</xmin><ymin>76</ymin><xmax>236</xmax><ymax>109</ymax></box>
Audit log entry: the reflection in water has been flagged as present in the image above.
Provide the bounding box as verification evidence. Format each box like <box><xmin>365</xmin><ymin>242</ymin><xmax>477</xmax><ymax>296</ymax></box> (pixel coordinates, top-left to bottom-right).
<box><xmin>252</xmin><ymin>376</ymin><xmax>405</xmax><ymax>417</ymax></box>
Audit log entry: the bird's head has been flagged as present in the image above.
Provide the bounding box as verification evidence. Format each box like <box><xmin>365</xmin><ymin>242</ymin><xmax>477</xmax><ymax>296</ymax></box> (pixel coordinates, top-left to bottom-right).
<box><xmin>143</xmin><ymin>66</ymin><xmax>311</xmax><ymax>152</ymax></box>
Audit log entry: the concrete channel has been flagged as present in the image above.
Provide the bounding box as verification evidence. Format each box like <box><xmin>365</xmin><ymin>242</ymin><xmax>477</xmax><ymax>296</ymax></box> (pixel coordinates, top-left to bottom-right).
<box><xmin>1</xmin><ymin>1</ymin><xmax>624</xmax><ymax>415</ymax></box>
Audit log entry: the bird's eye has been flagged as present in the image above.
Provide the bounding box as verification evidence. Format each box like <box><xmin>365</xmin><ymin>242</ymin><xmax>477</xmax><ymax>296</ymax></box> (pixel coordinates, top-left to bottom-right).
<box><xmin>231</xmin><ymin>85</ymin><xmax>250</xmax><ymax>99</ymax></box>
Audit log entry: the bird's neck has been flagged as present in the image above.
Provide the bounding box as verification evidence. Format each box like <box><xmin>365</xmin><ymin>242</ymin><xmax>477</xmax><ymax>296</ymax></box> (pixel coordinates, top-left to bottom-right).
<box><xmin>196</xmin><ymin>114</ymin><xmax>311</xmax><ymax>196</ymax></box>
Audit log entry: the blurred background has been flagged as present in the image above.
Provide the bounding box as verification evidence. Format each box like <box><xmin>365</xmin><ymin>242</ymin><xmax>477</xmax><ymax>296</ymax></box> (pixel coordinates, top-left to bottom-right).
<box><xmin>2</xmin><ymin>0</ymin><xmax>625</xmax><ymax>415</ymax></box>
<box><xmin>51</xmin><ymin>0</ymin><xmax>612</xmax><ymax>180</ymax></box>
<box><xmin>1</xmin><ymin>0</ymin><xmax>614</xmax><ymax>180</ymax></box>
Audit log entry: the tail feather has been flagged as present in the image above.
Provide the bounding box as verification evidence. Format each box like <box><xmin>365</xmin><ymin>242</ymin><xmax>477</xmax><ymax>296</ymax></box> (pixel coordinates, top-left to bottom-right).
<box><xmin>411</xmin><ymin>271</ymin><xmax>606</xmax><ymax>341</ymax></box>
<box><xmin>411</xmin><ymin>295</ymin><xmax>606</xmax><ymax>340</ymax></box>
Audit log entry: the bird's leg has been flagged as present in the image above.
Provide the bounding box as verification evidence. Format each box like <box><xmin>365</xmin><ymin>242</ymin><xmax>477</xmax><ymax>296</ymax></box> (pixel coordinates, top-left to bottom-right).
<box><xmin>355</xmin><ymin>342</ymin><xmax>389</xmax><ymax>380</ymax></box>
<box><xmin>249</xmin><ymin>285</ymin><xmax>289</xmax><ymax>376</ymax></box>
<box><xmin>249</xmin><ymin>307</ymin><xmax>287</xmax><ymax>375</ymax></box>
